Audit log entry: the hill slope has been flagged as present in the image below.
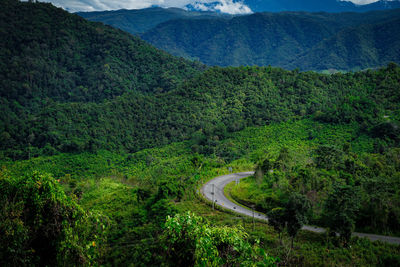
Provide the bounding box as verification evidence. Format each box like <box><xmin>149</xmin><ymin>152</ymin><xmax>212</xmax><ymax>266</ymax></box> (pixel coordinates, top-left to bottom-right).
<box><xmin>0</xmin><ymin>1</ymin><xmax>202</xmax><ymax>105</ymax></box>
<box><xmin>140</xmin><ymin>9</ymin><xmax>400</xmax><ymax>70</ymax></box>
<box><xmin>289</xmin><ymin>17</ymin><xmax>400</xmax><ymax>71</ymax></box>
<box><xmin>1</xmin><ymin>1</ymin><xmax>400</xmax><ymax>164</ymax></box>
<box><xmin>77</xmin><ymin>7</ymin><xmax>230</xmax><ymax>35</ymax></box>
<box><xmin>242</xmin><ymin>0</ymin><xmax>400</xmax><ymax>13</ymax></box>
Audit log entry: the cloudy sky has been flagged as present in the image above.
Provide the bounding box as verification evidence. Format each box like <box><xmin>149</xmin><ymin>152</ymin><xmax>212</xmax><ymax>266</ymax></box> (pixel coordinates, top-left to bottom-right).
<box><xmin>41</xmin><ymin>0</ymin><xmax>381</xmax><ymax>14</ymax></box>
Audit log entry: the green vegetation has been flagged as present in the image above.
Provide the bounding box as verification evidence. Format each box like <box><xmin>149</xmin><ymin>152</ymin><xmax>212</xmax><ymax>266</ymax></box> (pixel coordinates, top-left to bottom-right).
<box><xmin>2</xmin><ymin>119</ymin><xmax>399</xmax><ymax>265</ymax></box>
<box><xmin>140</xmin><ymin>10</ymin><xmax>400</xmax><ymax>70</ymax></box>
<box><xmin>1</xmin><ymin>1</ymin><xmax>400</xmax><ymax>266</ymax></box>
<box><xmin>163</xmin><ymin>212</ymin><xmax>276</xmax><ymax>266</ymax></box>
<box><xmin>241</xmin><ymin>0</ymin><xmax>400</xmax><ymax>13</ymax></box>
<box><xmin>229</xmin><ymin>129</ymin><xmax>400</xmax><ymax>238</ymax></box>
<box><xmin>78</xmin><ymin>7</ymin><xmax>230</xmax><ymax>35</ymax></box>
<box><xmin>0</xmin><ymin>170</ymin><xmax>107</xmax><ymax>266</ymax></box>
<box><xmin>3</xmin><ymin>61</ymin><xmax>400</xmax><ymax>160</ymax></box>
<box><xmin>0</xmin><ymin>0</ymin><xmax>203</xmax><ymax>159</ymax></box>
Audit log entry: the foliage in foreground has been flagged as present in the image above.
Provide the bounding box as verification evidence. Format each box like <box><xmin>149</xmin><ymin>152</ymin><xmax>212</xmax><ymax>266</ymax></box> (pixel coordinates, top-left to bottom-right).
<box><xmin>2</xmin><ymin>119</ymin><xmax>400</xmax><ymax>265</ymax></box>
<box><xmin>0</xmin><ymin>169</ymin><xmax>107</xmax><ymax>266</ymax></box>
<box><xmin>162</xmin><ymin>212</ymin><xmax>276</xmax><ymax>266</ymax></box>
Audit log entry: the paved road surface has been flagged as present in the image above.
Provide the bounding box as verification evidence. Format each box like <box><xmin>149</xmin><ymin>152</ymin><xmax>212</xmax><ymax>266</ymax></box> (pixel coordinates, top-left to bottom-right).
<box><xmin>201</xmin><ymin>172</ymin><xmax>400</xmax><ymax>245</ymax></box>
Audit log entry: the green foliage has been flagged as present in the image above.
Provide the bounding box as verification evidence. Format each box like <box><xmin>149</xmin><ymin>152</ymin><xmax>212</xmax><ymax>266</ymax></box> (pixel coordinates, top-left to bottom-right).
<box><xmin>0</xmin><ymin>169</ymin><xmax>107</xmax><ymax>266</ymax></box>
<box><xmin>2</xmin><ymin>2</ymin><xmax>400</xmax><ymax>161</ymax></box>
<box><xmin>162</xmin><ymin>212</ymin><xmax>276</xmax><ymax>266</ymax></box>
<box><xmin>267</xmin><ymin>207</ymin><xmax>286</xmax><ymax>239</ymax></box>
<box><xmin>140</xmin><ymin>10</ymin><xmax>400</xmax><ymax>70</ymax></box>
<box><xmin>285</xmin><ymin>193</ymin><xmax>311</xmax><ymax>244</ymax></box>
<box><xmin>324</xmin><ymin>184</ymin><xmax>361</xmax><ymax>246</ymax></box>
<box><xmin>2</xmin><ymin>118</ymin><xmax>399</xmax><ymax>265</ymax></box>
<box><xmin>78</xmin><ymin>7</ymin><xmax>229</xmax><ymax>35</ymax></box>
<box><xmin>228</xmin><ymin>120</ymin><xmax>400</xmax><ymax>236</ymax></box>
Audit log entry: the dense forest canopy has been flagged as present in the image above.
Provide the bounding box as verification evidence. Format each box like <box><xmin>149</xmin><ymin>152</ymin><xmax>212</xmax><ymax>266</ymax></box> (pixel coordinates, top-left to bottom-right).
<box><xmin>140</xmin><ymin>9</ymin><xmax>400</xmax><ymax>70</ymax></box>
<box><xmin>240</xmin><ymin>0</ymin><xmax>400</xmax><ymax>13</ymax></box>
<box><xmin>80</xmin><ymin>7</ymin><xmax>400</xmax><ymax>71</ymax></box>
<box><xmin>1</xmin><ymin>1</ymin><xmax>400</xmax><ymax>266</ymax></box>
<box><xmin>2</xmin><ymin>61</ymin><xmax>400</xmax><ymax>160</ymax></box>
<box><xmin>78</xmin><ymin>7</ymin><xmax>231</xmax><ymax>35</ymax></box>
<box><xmin>0</xmin><ymin>0</ymin><xmax>203</xmax><ymax>104</ymax></box>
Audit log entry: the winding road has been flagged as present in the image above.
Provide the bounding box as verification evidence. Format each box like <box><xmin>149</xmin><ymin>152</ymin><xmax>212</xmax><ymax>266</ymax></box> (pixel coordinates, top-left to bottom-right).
<box><xmin>201</xmin><ymin>172</ymin><xmax>400</xmax><ymax>245</ymax></box>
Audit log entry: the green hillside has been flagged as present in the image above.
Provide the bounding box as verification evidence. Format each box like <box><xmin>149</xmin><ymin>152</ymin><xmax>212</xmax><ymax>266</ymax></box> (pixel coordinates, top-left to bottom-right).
<box><xmin>289</xmin><ymin>17</ymin><xmax>400</xmax><ymax>71</ymax></box>
<box><xmin>2</xmin><ymin>119</ymin><xmax>400</xmax><ymax>265</ymax></box>
<box><xmin>3</xmin><ymin>63</ymin><xmax>400</xmax><ymax>160</ymax></box>
<box><xmin>1</xmin><ymin>1</ymin><xmax>400</xmax><ymax>266</ymax></box>
<box><xmin>0</xmin><ymin>0</ymin><xmax>203</xmax><ymax>105</ymax></box>
<box><xmin>78</xmin><ymin>7</ymin><xmax>231</xmax><ymax>35</ymax></box>
<box><xmin>139</xmin><ymin>9</ymin><xmax>400</xmax><ymax>70</ymax></box>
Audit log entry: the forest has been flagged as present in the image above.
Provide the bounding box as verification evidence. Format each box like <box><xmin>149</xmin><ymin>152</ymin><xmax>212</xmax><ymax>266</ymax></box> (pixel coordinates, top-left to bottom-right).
<box><xmin>1</xmin><ymin>1</ymin><xmax>400</xmax><ymax>266</ymax></box>
<box><xmin>81</xmin><ymin>7</ymin><xmax>400</xmax><ymax>71</ymax></box>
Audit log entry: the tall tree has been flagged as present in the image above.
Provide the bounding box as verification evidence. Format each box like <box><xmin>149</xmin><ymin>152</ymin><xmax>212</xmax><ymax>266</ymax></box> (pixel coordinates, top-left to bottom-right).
<box><xmin>285</xmin><ymin>193</ymin><xmax>311</xmax><ymax>248</ymax></box>
<box><xmin>324</xmin><ymin>183</ymin><xmax>361</xmax><ymax>246</ymax></box>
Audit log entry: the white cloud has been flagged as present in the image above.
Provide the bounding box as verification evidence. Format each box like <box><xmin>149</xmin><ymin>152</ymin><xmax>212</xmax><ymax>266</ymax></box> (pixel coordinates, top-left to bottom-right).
<box><xmin>40</xmin><ymin>0</ymin><xmax>252</xmax><ymax>14</ymax></box>
<box><xmin>211</xmin><ymin>0</ymin><xmax>252</xmax><ymax>14</ymax></box>
<box><xmin>343</xmin><ymin>0</ymin><xmax>380</xmax><ymax>4</ymax></box>
<box><xmin>38</xmin><ymin>0</ymin><xmax>385</xmax><ymax>13</ymax></box>
<box><xmin>189</xmin><ymin>1</ymin><xmax>252</xmax><ymax>15</ymax></box>
<box><xmin>46</xmin><ymin>0</ymin><xmax>165</xmax><ymax>11</ymax></box>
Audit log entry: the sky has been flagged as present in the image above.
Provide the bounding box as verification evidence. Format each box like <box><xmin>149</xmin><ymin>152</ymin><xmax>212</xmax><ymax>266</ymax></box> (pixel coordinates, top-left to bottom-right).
<box><xmin>40</xmin><ymin>0</ymin><xmax>381</xmax><ymax>14</ymax></box>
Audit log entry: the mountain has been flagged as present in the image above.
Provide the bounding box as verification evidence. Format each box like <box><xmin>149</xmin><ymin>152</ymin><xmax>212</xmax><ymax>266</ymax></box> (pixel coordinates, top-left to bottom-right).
<box><xmin>77</xmin><ymin>7</ymin><xmax>231</xmax><ymax>35</ymax></box>
<box><xmin>185</xmin><ymin>0</ymin><xmax>400</xmax><ymax>13</ymax></box>
<box><xmin>357</xmin><ymin>0</ymin><xmax>400</xmax><ymax>11</ymax></box>
<box><xmin>288</xmin><ymin>17</ymin><xmax>400</xmax><ymax>71</ymax></box>
<box><xmin>0</xmin><ymin>0</ymin><xmax>202</xmax><ymax>158</ymax></box>
<box><xmin>0</xmin><ymin>1</ymin><xmax>203</xmax><ymax>104</ymax></box>
<box><xmin>1</xmin><ymin>0</ymin><xmax>400</xmax><ymax>161</ymax></box>
<box><xmin>222</xmin><ymin>0</ymin><xmax>400</xmax><ymax>13</ymax></box>
<box><xmin>140</xmin><ymin>9</ymin><xmax>400</xmax><ymax>70</ymax></box>
<box><xmin>241</xmin><ymin>0</ymin><xmax>357</xmax><ymax>13</ymax></box>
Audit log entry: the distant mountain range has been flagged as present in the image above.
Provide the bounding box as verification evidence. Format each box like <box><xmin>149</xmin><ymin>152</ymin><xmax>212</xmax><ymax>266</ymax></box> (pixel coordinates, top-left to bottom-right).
<box><xmin>186</xmin><ymin>0</ymin><xmax>400</xmax><ymax>13</ymax></box>
<box><xmin>78</xmin><ymin>7</ymin><xmax>230</xmax><ymax>34</ymax></box>
<box><xmin>243</xmin><ymin>0</ymin><xmax>400</xmax><ymax>13</ymax></box>
<box><xmin>141</xmin><ymin>9</ymin><xmax>400</xmax><ymax>71</ymax></box>
<box><xmin>79</xmin><ymin>7</ymin><xmax>400</xmax><ymax>71</ymax></box>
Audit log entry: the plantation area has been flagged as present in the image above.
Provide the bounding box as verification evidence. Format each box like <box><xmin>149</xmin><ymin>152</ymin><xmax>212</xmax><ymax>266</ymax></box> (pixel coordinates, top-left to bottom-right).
<box><xmin>2</xmin><ymin>119</ymin><xmax>400</xmax><ymax>265</ymax></box>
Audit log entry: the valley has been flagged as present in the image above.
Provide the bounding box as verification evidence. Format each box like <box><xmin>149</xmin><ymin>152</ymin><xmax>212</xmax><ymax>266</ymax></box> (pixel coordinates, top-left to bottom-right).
<box><xmin>1</xmin><ymin>1</ymin><xmax>399</xmax><ymax>266</ymax></box>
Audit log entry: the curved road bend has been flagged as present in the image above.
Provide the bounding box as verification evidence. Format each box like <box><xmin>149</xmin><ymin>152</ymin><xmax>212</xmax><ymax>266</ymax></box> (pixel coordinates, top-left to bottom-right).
<box><xmin>201</xmin><ymin>172</ymin><xmax>400</xmax><ymax>245</ymax></box>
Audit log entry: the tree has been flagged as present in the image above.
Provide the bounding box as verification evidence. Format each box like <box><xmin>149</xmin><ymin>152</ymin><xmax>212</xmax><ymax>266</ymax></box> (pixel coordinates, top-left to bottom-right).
<box><xmin>314</xmin><ymin>145</ymin><xmax>343</xmax><ymax>170</ymax></box>
<box><xmin>267</xmin><ymin>207</ymin><xmax>286</xmax><ymax>242</ymax></box>
<box><xmin>275</xmin><ymin>147</ymin><xmax>291</xmax><ymax>171</ymax></box>
<box><xmin>162</xmin><ymin>212</ymin><xmax>276</xmax><ymax>266</ymax></box>
<box><xmin>324</xmin><ymin>183</ymin><xmax>361</xmax><ymax>246</ymax></box>
<box><xmin>285</xmin><ymin>193</ymin><xmax>311</xmax><ymax>248</ymax></box>
<box><xmin>0</xmin><ymin>170</ymin><xmax>107</xmax><ymax>265</ymax></box>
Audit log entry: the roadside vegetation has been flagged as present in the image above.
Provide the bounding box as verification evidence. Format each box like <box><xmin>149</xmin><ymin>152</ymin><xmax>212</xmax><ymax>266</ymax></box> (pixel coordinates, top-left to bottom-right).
<box><xmin>2</xmin><ymin>119</ymin><xmax>400</xmax><ymax>265</ymax></box>
<box><xmin>1</xmin><ymin>1</ymin><xmax>400</xmax><ymax>265</ymax></box>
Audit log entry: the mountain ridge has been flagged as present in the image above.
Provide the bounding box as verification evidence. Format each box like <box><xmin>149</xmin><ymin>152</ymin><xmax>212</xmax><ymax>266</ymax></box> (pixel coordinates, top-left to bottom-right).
<box><xmin>140</xmin><ymin>9</ymin><xmax>400</xmax><ymax>70</ymax></box>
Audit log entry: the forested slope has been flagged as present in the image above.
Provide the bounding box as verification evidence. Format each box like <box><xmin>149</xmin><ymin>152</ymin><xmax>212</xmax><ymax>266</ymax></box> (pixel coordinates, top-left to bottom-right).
<box><xmin>3</xmin><ymin>63</ymin><xmax>400</xmax><ymax>160</ymax></box>
<box><xmin>2</xmin><ymin>2</ymin><xmax>400</xmax><ymax>266</ymax></box>
<box><xmin>0</xmin><ymin>0</ymin><xmax>202</xmax><ymax>159</ymax></box>
<box><xmin>242</xmin><ymin>0</ymin><xmax>400</xmax><ymax>13</ymax></box>
<box><xmin>0</xmin><ymin>0</ymin><xmax>203</xmax><ymax>105</ymax></box>
<box><xmin>289</xmin><ymin>17</ymin><xmax>400</xmax><ymax>71</ymax></box>
<box><xmin>1</xmin><ymin>1</ymin><xmax>400</xmax><ymax>164</ymax></box>
<box><xmin>78</xmin><ymin>7</ymin><xmax>230</xmax><ymax>35</ymax></box>
<box><xmin>140</xmin><ymin>9</ymin><xmax>400</xmax><ymax>70</ymax></box>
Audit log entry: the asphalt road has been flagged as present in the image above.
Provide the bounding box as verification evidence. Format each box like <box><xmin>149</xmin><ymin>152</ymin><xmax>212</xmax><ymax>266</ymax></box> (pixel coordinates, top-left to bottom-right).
<box><xmin>201</xmin><ymin>172</ymin><xmax>400</xmax><ymax>245</ymax></box>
